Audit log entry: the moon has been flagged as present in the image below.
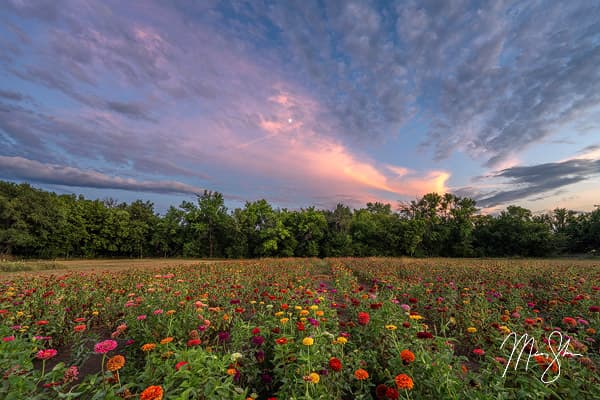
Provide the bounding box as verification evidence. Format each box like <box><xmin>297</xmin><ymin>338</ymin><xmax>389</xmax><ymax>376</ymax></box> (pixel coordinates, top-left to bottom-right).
<box><xmin>288</xmin><ymin>118</ymin><xmax>293</xmax><ymax>123</ymax></box>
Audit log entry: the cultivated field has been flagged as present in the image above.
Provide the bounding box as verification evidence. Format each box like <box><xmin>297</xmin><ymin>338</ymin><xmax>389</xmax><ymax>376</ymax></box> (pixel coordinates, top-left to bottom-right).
<box><xmin>1</xmin><ymin>258</ymin><xmax>599</xmax><ymax>399</ymax></box>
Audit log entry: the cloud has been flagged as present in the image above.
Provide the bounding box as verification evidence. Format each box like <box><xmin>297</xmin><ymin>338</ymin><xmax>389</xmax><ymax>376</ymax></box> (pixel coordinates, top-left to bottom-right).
<box><xmin>477</xmin><ymin>158</ymin><xmax>600</xmax><ymax>207</ymax></box>
<box><xmin>105</xmin><ymin>100</ymin><xmax>153</xmax><ymax>121</ymax></box>
<box><xmin>0</xmin><ymin>156</ymin><xmax>205</xmax><ymax>195</ymax></box>
<box><xmin>170</xmin><ymin>85</ymin><xmax>451</xmax><ymax>207</ymax></box>
<box><xmin>2</xmin><ymin>1</ymin><xmax>598</xmax><ymax>210</ymax></box>
<box><xmin>0</xmin><ymin>89</ymin><xmax>26</xmax><ymax>101</ymax></box>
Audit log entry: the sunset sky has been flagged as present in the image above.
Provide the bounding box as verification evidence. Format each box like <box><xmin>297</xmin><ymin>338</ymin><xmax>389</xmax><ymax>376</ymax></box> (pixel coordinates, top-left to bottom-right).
<box><xmin>1</xmin><ymin>1</ymin><xmax>599</xmax><ymax>213</ymax></box>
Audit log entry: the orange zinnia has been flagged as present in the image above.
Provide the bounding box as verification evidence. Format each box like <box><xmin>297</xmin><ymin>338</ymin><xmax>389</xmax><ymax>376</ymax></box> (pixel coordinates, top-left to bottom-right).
<box><xmin>400</xmin><ymin>349</ymin><xmax>415</xmax><ymax>363</ymax></box>
<box><xmin>354</xmin><ymin>368</ymin><xmax>369</xmax><ymax>380</ymax></box>
<box><xmin>141</xmin><ymin>343</ymin><xmax>156</xmax><ymax>352</ymax></box>
<box><xmin>160</xmin><ymin>337</ymin><xmax>174</xmax><ymax>345</ymax></box>
<box><xmin>140</xmin><ymin>385</ymin><xmax>163</xmax><ymax>400</ymax></box>
<box><xmin>106</xmin><ymin>354</ymin><xmax>125</xmax><ymax>371</ymax></box>
<box><xmin>395</xmin><ymin>373</ymin><xmax>414</xmax><ymax>390</ymax></box>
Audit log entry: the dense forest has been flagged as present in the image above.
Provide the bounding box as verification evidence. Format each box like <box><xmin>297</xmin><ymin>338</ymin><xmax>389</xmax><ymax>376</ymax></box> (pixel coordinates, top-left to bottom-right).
<box><xmin>1</xmin><ymin>180</ymin><xmax>598</xmax><ymax>259</ymax></box>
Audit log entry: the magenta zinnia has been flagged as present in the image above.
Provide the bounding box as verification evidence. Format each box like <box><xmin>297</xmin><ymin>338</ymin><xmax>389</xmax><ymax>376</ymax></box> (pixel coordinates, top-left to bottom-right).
<box><xmin>36</xmin><ymin>349</ymin><xmax>58</xmax><ymax>360</ymax></box>
<box><xmin>94</xmin><ymin>339</ymin><xmax>118</xmax><ymax>354</ymax></box>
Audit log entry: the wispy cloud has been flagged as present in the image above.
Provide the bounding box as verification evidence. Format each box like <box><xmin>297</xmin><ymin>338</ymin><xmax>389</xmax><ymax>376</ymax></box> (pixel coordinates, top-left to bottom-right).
<box><xmin>477</xmin><ymin>158</ymin><xmax>600</xmax><ymax>207</ymax></box>
<box><xmin>0</xmin><ymin>156</ymin><xmax>205</xmax><ymax>195</ymax></box>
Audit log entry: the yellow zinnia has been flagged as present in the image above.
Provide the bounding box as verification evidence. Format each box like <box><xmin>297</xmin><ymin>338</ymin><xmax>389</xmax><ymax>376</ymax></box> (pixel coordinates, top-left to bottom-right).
<box><xmin>302</xmin><ymin>337</ymin><xmax>314</xmax><ymax>346</ymax></box>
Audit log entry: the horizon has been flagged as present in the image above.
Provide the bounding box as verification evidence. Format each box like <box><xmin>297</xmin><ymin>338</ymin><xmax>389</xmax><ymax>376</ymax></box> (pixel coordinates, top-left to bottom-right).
<box><xmin>1</xmin><ymin>1</ymin><xmax>599</xmax><ymax>214</ymax></box>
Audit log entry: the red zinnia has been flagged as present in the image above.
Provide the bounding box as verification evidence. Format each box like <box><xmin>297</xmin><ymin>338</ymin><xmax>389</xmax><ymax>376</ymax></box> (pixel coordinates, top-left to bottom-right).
<box><xmin>275</xmin><ymin>337</ymin><xmax>288</xmax><ymax>345</ymax></box>
<box><xmin>175</xmin><ymin>361</ymin><xmax>188</xmax><ymax>371</ymax></box>
<box><xmin>385</xmin><ymin>387</ymin><xmax>399</xmax><ymax>399</ymax></box>
<box><xmin>329</xmin><ymin>357</ymin><xmax>342</xmax><ymax>371</ymax></box>
<box><xmin>187</xmin><ymin>339</ymin><xmax>201</xmax><ymax>346</ymax></box>
<box><xmin>473</xmin><ymin>348</ymin><xmax>485</xmax><ymax>356</ymax></box>
<box><xmin>357</xmin><ymin>312</ymin><xmax>370</xmax><ymax>326</ymax></box>
<box><xmin>375</xmin><ymin>384</ymin><xmax>388</xmax><ymax>399</ymax></box>
<box><xmin>416</xmin><ymin>331</ymin><xmax>433</xmax><ymax>339</ymax></box>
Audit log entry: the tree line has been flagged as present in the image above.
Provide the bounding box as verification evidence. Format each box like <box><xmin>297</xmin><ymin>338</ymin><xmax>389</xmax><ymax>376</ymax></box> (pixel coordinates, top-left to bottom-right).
<box><xmin>1</xmin><ymin>180</ymin><xmax>598</xmax><ymax>259</ymax></box>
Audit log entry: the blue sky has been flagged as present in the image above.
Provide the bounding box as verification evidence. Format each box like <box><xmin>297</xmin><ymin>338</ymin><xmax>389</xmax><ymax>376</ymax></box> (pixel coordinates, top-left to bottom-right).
<box><xmin>1</xmin><ymin>0</ymin><xmax>599</xmax><ymax>213</ymax></box>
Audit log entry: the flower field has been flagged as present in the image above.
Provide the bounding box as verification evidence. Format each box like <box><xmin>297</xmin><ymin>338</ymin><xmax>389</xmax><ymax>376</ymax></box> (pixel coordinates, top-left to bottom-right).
<box><xmin>1</xmin><ymin>258</ymin><xmax>600</xmax><ymax>399</ymax></box>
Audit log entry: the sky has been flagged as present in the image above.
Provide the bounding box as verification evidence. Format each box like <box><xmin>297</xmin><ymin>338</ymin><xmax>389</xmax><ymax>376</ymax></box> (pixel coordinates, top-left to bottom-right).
<box><xmin>1</xmin><ymin>0</ymin><xmax>599</xmax><ymax>214</ymax></box>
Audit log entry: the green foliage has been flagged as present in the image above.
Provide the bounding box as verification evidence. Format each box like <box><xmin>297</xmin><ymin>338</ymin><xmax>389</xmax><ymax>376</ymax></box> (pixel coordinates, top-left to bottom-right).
<box><xmin>1</xmin><ymin>181</ymin><xmax>599</xmax><ymax>259</ymax></box>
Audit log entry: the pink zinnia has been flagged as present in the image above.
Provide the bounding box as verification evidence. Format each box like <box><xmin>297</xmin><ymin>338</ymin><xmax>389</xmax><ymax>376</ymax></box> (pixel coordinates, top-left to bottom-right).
<box><xmin>2</xmin><ymin>336</ymin><xmax>14</xmax><ymax>342</ymax></box>
<box><xmin>36</xmin><ymin>349</ymin><xmax>58</xmax><ymax>360</ymax></box>
<box><xmin>137</xmin><ymin>314</ymin><xmax>147</xmax><ymax>320</ymax></box>
<box><xmin>94</xmin><ymin>339</ymin><xmax>118</xmax><ymax>354</ymax></box>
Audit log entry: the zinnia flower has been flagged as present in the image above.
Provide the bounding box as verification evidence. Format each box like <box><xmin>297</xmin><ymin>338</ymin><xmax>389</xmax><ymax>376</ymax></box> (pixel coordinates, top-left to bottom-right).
<box><xmin>400</xmin><ymin>349</ymin><xmax>415</xmax><ymax>363</ymax></box>
<box><xmin>275</xmin><ymin>337</ymin><xmax>288</xmax><ymax>345</ymax></box>
<box><xmin>473</xmin><ymin>348</ymin><xmax>485</xmax><ymax>356</ymax></box>
<box><xmin>141</xmin><ymin>343</ymin><xmax>156</xmax><ymax>352</ymax></box>
<box><xmin>140</xmin><ymin>385</ymin><xmax>163</xmax><ymax>400</ymax></box>
<box><xmin>307</xmin><ymin>372</ymin><xmax>320</xmax><ymax>383</ymax></box>
<box><xmin>335</xmin><ymin>336</ymin><xmax>348</xmax><ymax>344</ymax></box>
<box><xmin>467</xmin><ymin>327</ymin><xmax>477</xmax><ymax>333</ymax></box>
<box><xmin>385</xmin><ymin>387</ymin><xmax>399</xmax><ymax>399</ymax></box>
<box><xmin>106</xmin><ymin>355</ymin><xmax>125</xmax><ymax>371</ymax></box>
<box><xmin>395</xmin><ymin>373</ymin><xmax>414</xmax><ymax>390</ymax></box>
<box><xmin>251</xmin><ymin>335</ymin><xmax>265</xmax><ymax>346</ymax></box>
<box><xmin>329</xmin><ymin>357</ymin><xmax>342</xmax><ymax>371</ymax></box>
<box><xmin>357</xmin><ymin>312</ymin><xmax>370</xmax><ymax>326</ymax></box>
<box><xmin>354</xmin><ymin>368</ymin><xmax>369</xmax><ymax>380</ymax></box>
<box><xmin>73</xmin><ymin>324</ymin><xmax>86</xmax><ymax>333</ymax></box>
<box><xmin>187</xmin><ymin>339</ymin><xmax>201</xmax><ymax>346</ymax></box>
<box><xmin>416</xmin><ymin>331</ymin><xmax>433</xmax><ymax>339</ymax></box>
<box><xmin>175</xmin><ymin>361</ymin><xmax>188</xmax><ymax>371</ymax></box>
<box><xmin>376</xmin><ymin>384</ymin><xmax>388</xmax><ymax>399</ymax></box>
<box><xmin>63</xmin><ymin>366</ymin><xmax>79</xmax><ymax>383</ymax></box>
<box><xmin>160</xmin><ymin>337</ymin><xmax>174</xmax><ymax>345</ymax></box>
<box><xmin>302</xmin><ymin>337</ymin><xmax>314</xmax><ymax>346</ymax></box>
<box><xmin>36</xmin><ymin>349</ymin><xmax>58</xmax><ymax>360</ymax></box>
<box><xmin>94</xmin><ymin>340</ymin><xmax>117</xmax><ymax>354</ymax></box>
<box><xmin>534</xmin><ymin>355</ymin><xmax>559</xmax><ymax>373</ymax></box>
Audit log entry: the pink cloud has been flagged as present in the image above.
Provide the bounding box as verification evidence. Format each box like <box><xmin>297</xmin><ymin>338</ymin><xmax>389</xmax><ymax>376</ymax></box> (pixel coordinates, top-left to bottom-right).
<box><xmin>172</xmin><ymin>85</ymin><xmax>450</xmax><ymax>206</ymax></box>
